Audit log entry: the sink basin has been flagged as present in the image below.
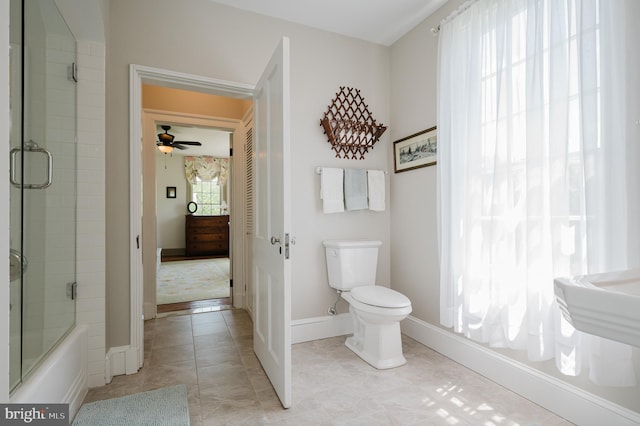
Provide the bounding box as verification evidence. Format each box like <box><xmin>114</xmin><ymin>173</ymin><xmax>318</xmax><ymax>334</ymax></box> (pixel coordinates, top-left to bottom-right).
<box><xmin>554</xmin><ymin>269</ymin><xmax>640</xmax><ymax>347</ymax></box>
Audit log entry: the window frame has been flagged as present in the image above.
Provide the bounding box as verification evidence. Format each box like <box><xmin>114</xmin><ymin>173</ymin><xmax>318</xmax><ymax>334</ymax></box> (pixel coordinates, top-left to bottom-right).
<box><xmin>189</xmin><ymin>176</ymin><xmax>223</xmax><ymax>216</ymax></box>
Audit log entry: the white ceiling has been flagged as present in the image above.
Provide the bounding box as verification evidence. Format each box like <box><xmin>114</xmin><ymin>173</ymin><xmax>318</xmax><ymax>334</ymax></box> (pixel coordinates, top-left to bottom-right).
<box><xmin>208</xmin><ymin>0</ymin><xmax>448</xmax><ymax>46</ymax></box>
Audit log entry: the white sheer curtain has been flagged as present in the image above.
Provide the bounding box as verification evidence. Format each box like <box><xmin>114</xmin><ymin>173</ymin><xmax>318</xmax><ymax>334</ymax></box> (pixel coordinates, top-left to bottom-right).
<box><xmin>438</xmin><ymin>0</ymin><xmax>636</xmax><ymax>386</ymax></box>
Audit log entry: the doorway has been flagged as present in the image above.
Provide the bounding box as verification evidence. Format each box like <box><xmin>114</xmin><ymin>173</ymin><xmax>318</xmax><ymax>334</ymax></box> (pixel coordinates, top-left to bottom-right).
<box><xmin>151</xmin><ymin>120</ymin><xmax>234</xmax><ymax>315</ymax></box>
<box><xmin>129</xmin><ymin>65</ymin><xmax>255</xmax><ymax>372</ymax></box>
<box><xmin>140</xmin><ymin>104</ymin><xmax>250</xmax><ymax>319</ymax></box>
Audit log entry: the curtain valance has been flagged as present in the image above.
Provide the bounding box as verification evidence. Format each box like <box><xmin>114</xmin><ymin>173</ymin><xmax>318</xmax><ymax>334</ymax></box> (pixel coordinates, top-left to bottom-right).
<box><xmin>184</xmin><ymin>156</ymin><xmax>229</xmax><ymax>185</ymax></box>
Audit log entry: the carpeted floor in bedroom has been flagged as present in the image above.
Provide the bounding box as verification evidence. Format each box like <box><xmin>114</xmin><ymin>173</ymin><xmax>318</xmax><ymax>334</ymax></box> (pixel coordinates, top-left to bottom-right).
<box><xmin>157</xmin><ymin>258</ymin><xmax>230</xmax><ymax>305</ymax></box>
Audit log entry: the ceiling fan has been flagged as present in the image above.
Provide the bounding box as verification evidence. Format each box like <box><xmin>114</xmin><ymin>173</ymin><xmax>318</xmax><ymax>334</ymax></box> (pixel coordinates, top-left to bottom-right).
<box><xmin>156</xmin><ymin>125</ymin><xmax>202</xmax><ymax>153</ymax></box>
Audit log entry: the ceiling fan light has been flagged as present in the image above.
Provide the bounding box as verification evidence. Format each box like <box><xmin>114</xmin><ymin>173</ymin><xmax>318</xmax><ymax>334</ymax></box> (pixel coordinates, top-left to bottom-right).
<box><xmin>157</xmin><ymin>145</ymin><xmax>174</xmax><ymax>154</ymax></box>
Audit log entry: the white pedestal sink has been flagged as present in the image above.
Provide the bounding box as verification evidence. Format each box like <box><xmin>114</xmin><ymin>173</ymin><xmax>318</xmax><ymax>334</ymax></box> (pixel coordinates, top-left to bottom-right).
<box><xmin>554</xmin><ymin>269</ymin><xmax>640</xmax><ymax>347</ymax></box>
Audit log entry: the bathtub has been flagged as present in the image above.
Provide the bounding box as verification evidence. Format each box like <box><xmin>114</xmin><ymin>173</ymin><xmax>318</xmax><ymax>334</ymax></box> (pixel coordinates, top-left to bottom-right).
<box><xmin>554</xmin><ymin>269</ymin><xmax>640</xmax><ymax>347</ymax></box>
<box><xmin>10</xmin><ymin>325</ymin><xmax>88</xmax><ymax>419</ymax></box>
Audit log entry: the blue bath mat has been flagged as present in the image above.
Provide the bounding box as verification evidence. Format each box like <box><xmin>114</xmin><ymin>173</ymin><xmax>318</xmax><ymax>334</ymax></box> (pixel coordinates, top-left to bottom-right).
<box><xmin>72</xmin><ymin>384</ymin><xmax>189</xmax><ymax>426</ymax></box>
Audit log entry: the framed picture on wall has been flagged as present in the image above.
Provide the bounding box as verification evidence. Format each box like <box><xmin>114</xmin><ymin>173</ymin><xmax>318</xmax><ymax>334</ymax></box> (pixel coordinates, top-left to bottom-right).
<box><xmin>166</xmin><ymin>186</ymin><xmax>176</xmax><ymax>198</ymax></box>
<box><xmin>393</xmin><ymin>126</ymin><xmax>437</xmax><ymax>173</ymax></box>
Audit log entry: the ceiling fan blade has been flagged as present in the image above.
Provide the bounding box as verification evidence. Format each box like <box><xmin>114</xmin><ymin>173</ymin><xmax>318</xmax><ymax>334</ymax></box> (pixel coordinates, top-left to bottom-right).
<box><xmin>174</xmin><ymin>141</ymin><xmax>202</xmax><ymax>146</ymax></box>
<box><xmin>173</xmin><ymin>144</ymin><xmax>188</xmax><ymax>150</ymax></box>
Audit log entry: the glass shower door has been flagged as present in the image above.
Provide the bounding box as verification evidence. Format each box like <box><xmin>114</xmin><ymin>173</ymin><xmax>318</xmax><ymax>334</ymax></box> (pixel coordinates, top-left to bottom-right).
<box><xmin>9</xmin><ymin>0</ymin><xmax>78</xmax><ymax>391</ymax></box>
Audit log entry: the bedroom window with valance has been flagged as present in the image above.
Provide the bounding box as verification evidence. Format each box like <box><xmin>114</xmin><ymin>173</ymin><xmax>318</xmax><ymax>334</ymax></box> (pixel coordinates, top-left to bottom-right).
<box><xmin>184</xmin><ymin>156</ymin><xmax>229</xmax><ymax>215</ymax></box>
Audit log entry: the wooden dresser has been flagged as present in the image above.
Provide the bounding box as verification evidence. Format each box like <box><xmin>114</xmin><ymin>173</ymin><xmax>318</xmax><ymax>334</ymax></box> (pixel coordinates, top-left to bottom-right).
<box><xmin>185</xmin><ymin>215</ymin><xmax>229</xmax><ymax>256</ymax></box>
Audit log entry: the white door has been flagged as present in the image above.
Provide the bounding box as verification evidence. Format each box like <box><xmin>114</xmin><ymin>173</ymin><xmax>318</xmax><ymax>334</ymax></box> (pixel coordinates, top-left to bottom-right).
<box><xmin>252</xmin><ymin>37</ymin><xmax>292</xmax><ymax>409</ymax></box>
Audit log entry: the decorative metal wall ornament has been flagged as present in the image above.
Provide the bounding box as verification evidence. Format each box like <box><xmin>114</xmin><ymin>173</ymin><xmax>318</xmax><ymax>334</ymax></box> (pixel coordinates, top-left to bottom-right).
<box><xmin>320</xmin><ymin>86</ymin><xmax>387</xmax><ymax>160</ymax></box>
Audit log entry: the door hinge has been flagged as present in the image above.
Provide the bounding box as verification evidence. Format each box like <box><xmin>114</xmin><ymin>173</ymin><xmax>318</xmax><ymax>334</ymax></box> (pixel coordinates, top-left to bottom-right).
<box><xmin>284</xmin><ymin>233</ymin><xmax>290</xmax><ymax>259</ymax></box>
<box><xmin>230</xmin><ymin>278</ymin><xmax>233</xmax><ymax>288</ymax></box>
<box><xmin>229</xmin><ymin>148</ymin><xmax>233</xmax><ymax>156</ymax></box>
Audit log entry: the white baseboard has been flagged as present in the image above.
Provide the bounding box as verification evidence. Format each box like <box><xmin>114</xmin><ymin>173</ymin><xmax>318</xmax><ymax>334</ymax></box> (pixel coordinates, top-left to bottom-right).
<box><xmin>105</xmin><ymin>345</ymin><xmax>140</xmax><ymax>383</ymax></box>
<box><xmin>87</xmin><ymin>372</ymin><xmax>105</xmax><ymax>389</ymax></box>
<box><xmin>292</xmin><ymin>313</ymin><xmax>352</xmax><ymax>344</ymax></box>
<box><xmin>105</xmin><ymin>345</ymin><xmax>126</xmax><ymax>383</ymax></box>
<box><xmin>125</xmin><ymin>345</ymin><xmax>139</xmax><ymax>375</ymax></box>
<box><xmin>401</xmin><ymin>315</ymin><xmax>640</xmax><ymax>426</ymax></box>
<box><xmin>143</xmin><ymin>302</ymin><xmax>156</xmax><ymax>321</ymax></box>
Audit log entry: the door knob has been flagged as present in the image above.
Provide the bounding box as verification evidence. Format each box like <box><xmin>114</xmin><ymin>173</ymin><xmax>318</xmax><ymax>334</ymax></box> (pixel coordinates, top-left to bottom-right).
<box><xmin>270</xmin><ymin>236</ymin><xmax>280</xmax><ymax>245</ymax></box>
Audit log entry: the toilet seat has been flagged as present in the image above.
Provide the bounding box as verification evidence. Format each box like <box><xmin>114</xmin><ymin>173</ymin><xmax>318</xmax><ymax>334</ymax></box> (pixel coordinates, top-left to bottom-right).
<box><xmin>350</xmin><ymin>286</ymin><xmax>411</xmax><ymax>308</ymax></box>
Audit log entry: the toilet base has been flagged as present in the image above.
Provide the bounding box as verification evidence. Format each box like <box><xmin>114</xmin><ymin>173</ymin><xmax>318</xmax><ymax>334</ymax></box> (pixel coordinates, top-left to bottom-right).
<box><xmin>345</xmin><ymin>335</ymin><xmax>407</xmax><ymax>369</ymax></box>
<box><xmin>344</xmin><ymin>305</ymin><xmax>408</xmax><ymax>369</ymax></box>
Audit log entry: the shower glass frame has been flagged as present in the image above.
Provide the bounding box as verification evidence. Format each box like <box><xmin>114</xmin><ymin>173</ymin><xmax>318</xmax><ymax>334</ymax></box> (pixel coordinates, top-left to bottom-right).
<box><xmin>9</xmin><ymin>0</ymin><xmax>78</xmax><ymax>392</ymax></box>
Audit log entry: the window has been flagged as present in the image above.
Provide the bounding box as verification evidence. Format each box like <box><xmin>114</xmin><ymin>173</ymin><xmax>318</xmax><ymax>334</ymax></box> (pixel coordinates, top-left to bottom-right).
<box><xmin>438</xmin><ymin>0</ymin><xmax>634</xmax><ymax>385</ymax></box>
<box><xmin>184</xmin><ymin>155</ymin><xmax>229</xmax><ymax>215</ymax></box>
<box><xmin>191</xmin><ymin>176</ymin><xmax>223</xmax><ymax>215</ymax></box>
<box><xmin>475</xmin><ymin>1</ymin><xmax>600</xmax><ymax>271</ymax></box>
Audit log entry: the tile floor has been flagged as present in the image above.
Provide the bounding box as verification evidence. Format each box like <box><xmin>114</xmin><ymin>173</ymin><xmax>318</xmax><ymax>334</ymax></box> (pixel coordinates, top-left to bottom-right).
<box><xmin>81</xmin><ymin>309</ymin><xmax>573</xmax><ymax>425</ymax></box>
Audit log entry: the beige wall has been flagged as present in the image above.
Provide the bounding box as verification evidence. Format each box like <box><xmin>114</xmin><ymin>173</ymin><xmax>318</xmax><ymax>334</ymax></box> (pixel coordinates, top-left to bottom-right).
<box><xmin>107</xmin><ymin>0</ymin><xmax>390</xmax><ymax>347</ymax></box>
<box><xmin>389</xmin><ymin>0</ymin><xmax>640</xmax><ymax>414</ymax></box>
<box><xmin>142</xmin><ymin>85</ymin><xmax>252</xmax><ymax>118</ymax></box>
<box><xmin>154</xmin><ymin>151</ymin><xmax>189</xmax><ymax>250</ymax></box>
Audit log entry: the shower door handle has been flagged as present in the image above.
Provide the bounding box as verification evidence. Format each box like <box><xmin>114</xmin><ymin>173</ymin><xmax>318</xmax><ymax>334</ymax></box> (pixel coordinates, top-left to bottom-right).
<box><xmin>10</xmin><ymin>140</ymin><xmax>53</xmax><ymax>189</ymax></box>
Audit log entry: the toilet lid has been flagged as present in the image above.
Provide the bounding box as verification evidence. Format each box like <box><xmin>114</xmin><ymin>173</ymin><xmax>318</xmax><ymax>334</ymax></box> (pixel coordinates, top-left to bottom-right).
<box><xmin>350</xmin><ymin>286</ymin><xmax>411</xmax><ymax>308</ymax></box>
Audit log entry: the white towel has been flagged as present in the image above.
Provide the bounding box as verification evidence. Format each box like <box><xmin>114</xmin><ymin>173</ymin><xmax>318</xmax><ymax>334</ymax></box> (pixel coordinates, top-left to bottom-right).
<box><xmin>367</xmin><ymin>170</ymin><xmax>385</xmax><ymax>211</ymax></box>
<box><xmin>344</xmin><ymin>168</ymin><xmax>368</xmax><ymax>211</ymax></box>
<box><xmin>320</xmin><ymin>168</ymin><xmax>344</xmax><ymax>213</ymax></box>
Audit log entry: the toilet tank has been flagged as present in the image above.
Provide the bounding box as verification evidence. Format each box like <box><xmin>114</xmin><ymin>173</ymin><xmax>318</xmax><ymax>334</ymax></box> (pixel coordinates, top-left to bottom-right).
<box><xmin>322</xmin><ymin>239</ymin><xmax>382</xmax><ymax>290</ymax></box>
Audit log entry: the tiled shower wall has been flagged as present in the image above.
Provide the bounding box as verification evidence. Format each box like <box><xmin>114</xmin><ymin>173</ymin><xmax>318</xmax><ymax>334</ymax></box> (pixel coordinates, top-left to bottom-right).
<box><xmin>75</xmin><ymin>39</ymin><xmax>106</xmax><ymax>388</ymax></box>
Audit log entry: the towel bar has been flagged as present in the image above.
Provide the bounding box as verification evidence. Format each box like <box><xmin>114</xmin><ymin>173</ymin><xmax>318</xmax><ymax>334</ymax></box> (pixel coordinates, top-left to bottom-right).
<box><xmin>315</xmin><ymin>167</ymin><xmax>387</xmax><ymax>175</ymax></box>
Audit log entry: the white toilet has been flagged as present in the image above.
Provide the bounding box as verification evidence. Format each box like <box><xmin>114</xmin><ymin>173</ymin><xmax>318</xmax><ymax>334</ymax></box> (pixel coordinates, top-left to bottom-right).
<box><xmin>323</xmin><ymin>239</ymin><xmax>412</xmax><ymax>369</ymax></box>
